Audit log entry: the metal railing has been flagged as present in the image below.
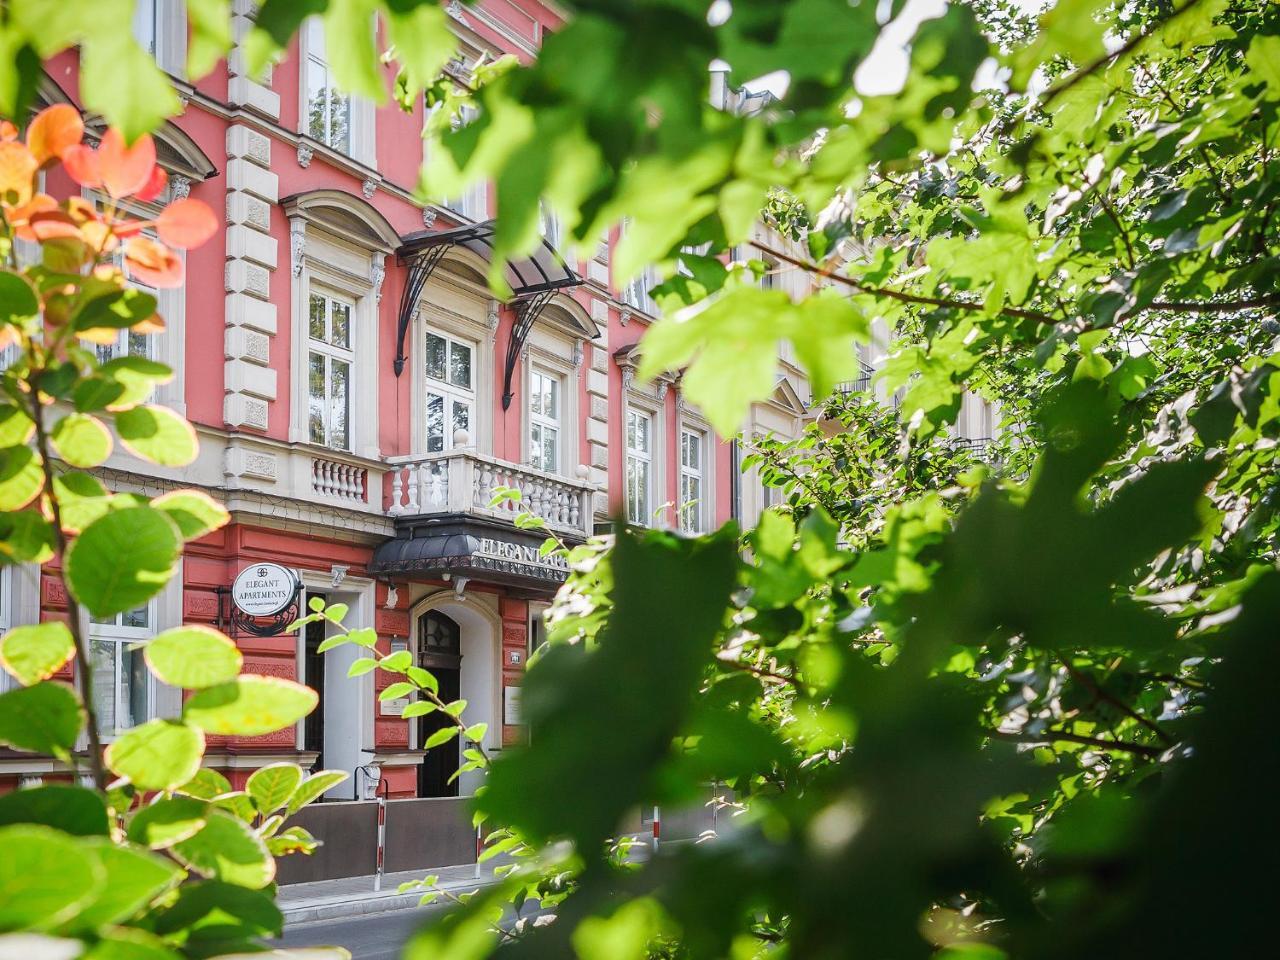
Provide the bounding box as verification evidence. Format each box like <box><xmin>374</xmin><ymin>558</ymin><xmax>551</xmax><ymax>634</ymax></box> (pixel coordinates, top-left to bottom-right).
<box><xmin>833</xmin><ymin>360</ymin><xmax>875</xmax><ymax>395</ymax></box>
<box><xmin>386</xmin><ymin>450</ymin><xmax>595</xmax><ymax>537</ymax></box>
<box><xmin>951</xmin><ymin>436</ymin><xmax>994</xmax><ymax>458</ymax></box>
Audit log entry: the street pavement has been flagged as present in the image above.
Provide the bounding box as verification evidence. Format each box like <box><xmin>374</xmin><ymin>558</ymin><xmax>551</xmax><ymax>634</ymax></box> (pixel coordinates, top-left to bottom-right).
<box><xmin>275</xmin><ymin>903</ymin><xmax>447</xmax><ymax>960</ymax></box>
<box><xmin>275</xmin><ymin>899</ymin><xmax>546</xmax><ymax>960</ymax></box>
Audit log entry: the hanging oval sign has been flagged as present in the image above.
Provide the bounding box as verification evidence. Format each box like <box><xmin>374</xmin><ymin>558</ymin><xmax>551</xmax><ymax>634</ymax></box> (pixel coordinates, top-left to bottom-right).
<box><xmin>231</xmin><ymin>563</ymin><xmax>299</xmax><ymax>617</ymax></box>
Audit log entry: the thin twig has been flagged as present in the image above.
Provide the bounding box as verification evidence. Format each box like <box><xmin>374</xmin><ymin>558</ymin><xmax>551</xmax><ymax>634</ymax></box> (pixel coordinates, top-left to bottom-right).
<box><xmin>990</xmin><ymin>729</ymin><xmax>1164</xmax><ymax>758</ymax></box>
<box><xmin>28</xmin><ymin>387</ymin><xmax>107</xmax><ymax>790</ymax></box>
<box><xmin>716</xmin><ymin>655</ymin><xmax>802</xmax><ymax>690</ymax></box>
<box><xmin>1062</xmin><ymin>661</ymin><xmax>1174</xmax><ymax>745</ymax></box>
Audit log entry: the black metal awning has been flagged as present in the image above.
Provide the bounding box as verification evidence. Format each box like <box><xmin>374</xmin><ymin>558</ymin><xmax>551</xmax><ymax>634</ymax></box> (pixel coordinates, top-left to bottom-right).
<box><xmin>370</xmin><ymin>514</ymin><xmax>576</xmax><ymax>591</ymax></box>
<box><xmin>393</xmin><ymin>219</ymin><xmax>584</xmax><ymax>409</ymax></box>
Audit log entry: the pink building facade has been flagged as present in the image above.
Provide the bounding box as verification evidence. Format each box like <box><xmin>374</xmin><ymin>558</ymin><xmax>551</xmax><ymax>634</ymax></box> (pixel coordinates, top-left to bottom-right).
<box><xmin>0</xmin><ymin>1</ymin><xmax>762</xmax><ymax>801</ymax></box>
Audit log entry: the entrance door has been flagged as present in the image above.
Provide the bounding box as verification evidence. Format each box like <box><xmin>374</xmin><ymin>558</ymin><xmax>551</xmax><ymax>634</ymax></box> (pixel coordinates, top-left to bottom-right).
<box><xmin>417</xmin><ymin>611</ymin><xmax>462</xmax><ymax>797</ymax></box>
<box><xmin>303</xmin><ymin>592</ymin><xmax>327</xmax><ymax>768</ymax></box>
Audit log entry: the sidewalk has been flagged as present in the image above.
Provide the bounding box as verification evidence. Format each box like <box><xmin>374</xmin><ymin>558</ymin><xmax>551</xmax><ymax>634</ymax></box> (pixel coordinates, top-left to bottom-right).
<box><xmin>279</xmin><ymin>862</ymin><xmax>500</xmax><ymax>926</ymax></box>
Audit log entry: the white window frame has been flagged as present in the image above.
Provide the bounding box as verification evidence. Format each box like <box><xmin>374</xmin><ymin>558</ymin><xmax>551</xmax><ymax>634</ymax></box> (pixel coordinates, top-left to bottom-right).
<box><xmin>298</xmin><ymin>17</ymin><xmax>376</xmax><ymax>167</ymax></box>
<box><xmin>679</xmin><ymin>426</ymin><xmax>706</xmax><ymax>533</ymax></box>
<box><xmin>86</xmin><ymin>602</ymin><xmax>157</xmax><ymax>738</ymax></box>
<box><xmin>0</xmin><ymin>566</ymin><xmax>40</xmax><ymax>694</ymax></box>
<box><xmin>423</xmin><ymin>327</ymin><xmax>477</xmax><ymax>453</ymax></box>
<box><xmin>86</xmin><ymin>189</ymin><xmax>187</xmax><ymax>414</ymax></box>
<box><xmin>133</xmin><ymin>0</ymin><xmax>187</xmax><ymax>79</ymax></box>
<box><xmin>528</xmin><ymin>365</ymin><xmax>562</xmax><ymax>474</ymax></box>
<box><xmin>306</xmin><ymin>289</ymin><xmax>356</xmax><ymax>452</ymax></box>
<box><xmin>288</xmin><ymin>220</ymin><xmax>382</xmax><ymax>460</ymax></box>
<box><xmin>625</xmin><ymin>407</ymin><xmax>654</xmax><ymax>526</ymax></box>
<box><xmin>528</xmin><ymin>600</ymin><xmax>551</xmax><ymax>657</ymax></box>
<box><xmin>424</xmin><ymin>102</ymin><xmax>488</xmax><ymax>220</ymax></box>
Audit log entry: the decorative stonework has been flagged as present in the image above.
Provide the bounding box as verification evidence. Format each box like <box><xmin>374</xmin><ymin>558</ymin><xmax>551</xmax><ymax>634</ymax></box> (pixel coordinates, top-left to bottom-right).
<box><xmin>621</xmin><ymin>367</ymin><xmax>635</xmax><ymax>391</ymax></box>
<box><xmin>290</xmin><ymin>218</ymin><xmax>306</xmax><ymax>278</ymax></box>
<box><xmin>225</xmin><ymin>124</ymin><xmax>280</xmax><ymax>437</ymax></box>
<box><xmin>362</xmin><ymin>179</ymin><xmax>377</xmax><ymax>200</ymax></box>
<box><xmin>423</xmin><ymin>207</ymin><xmax>438</xmax><ymax>228</ymax></box>
<box><xmin>228</xmin><ymin>0</ymin><xmax>281</xmax><ymax>119</ymax></box>
<box><xmin>657</xmin><ymin>381</ymin><xmax>669</xmax><ymax>401</ymax></box>
<box><xmin>169</xmin><ymin>176</ymin><xmax>191</xmax><ymax>201</ymax></box>
<box><xmin>296</xmin><ymin>143</ymin><xmax>314</xmax><ymax>168</ymax></box>
<box><xmin>371</xmin><ymin>255</ymin><xmax>386</xmax><ymax>304</ymax></box>
<box><xmin>619</xmin><ymin>307</ymin><xmax>632</xmax><ymax>326</ymax></box>
<box><xmin>446</xmin><ymin>1</ymin><xmax>469</xmax><ymax>25</ymax></box>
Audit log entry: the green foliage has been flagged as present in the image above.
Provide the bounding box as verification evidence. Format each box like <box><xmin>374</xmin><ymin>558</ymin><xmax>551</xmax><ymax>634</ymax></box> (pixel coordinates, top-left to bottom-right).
<box><xmin>0</xmin><ymin>108</ymin><xmax>343</xmax><ymax>957</ymax></box>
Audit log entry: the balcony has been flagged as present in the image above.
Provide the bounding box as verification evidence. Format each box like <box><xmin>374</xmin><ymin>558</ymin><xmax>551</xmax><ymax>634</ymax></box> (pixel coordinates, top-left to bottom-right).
<box><xmin>833</xmin><ymin>361</ymin><xmax>875</xmax><ymax>395</ymax></box>
<box><xmin>385</xmin><ymin>451</ymin><xmax>595</xmax><ymax>538</ymax></box>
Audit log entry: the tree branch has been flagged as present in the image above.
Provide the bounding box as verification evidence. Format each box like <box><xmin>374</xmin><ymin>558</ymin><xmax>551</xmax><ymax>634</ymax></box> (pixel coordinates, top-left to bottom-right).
<box><xmin>28</xmin><ymin>387</ymin><xmax>106</xmax><ymax>790</ymax></box>
<box><xmin>990</xmin><ymin>729</ymin><xmax>1165</xmax><ymax>758</ymax></box>
<box><xmin>1063</xmin><ymin>661</ymin><xmax>1174</xmax><ymax>746</ymax></box>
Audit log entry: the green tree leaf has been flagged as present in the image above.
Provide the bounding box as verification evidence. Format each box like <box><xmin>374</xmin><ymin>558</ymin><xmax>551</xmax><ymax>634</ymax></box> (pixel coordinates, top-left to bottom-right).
<box><xmin>0</xmin><ymin>445</ymin><xmax>44</xmax><ymax>511</ymax></box>
<box><xmin>170</xmin><ymin>810</ymin><xmax>275</xmax><ymax>889</ymax></box>
<box><xmin>144</xmin><ymin>626</ymin><xmax>242</xmax><ymax>689</ymax></box>
<box><xmin>105</xmin><ymin>719</ymin><xmax>206</xmax><ymax>792</ymax></box>
<box><xmin>246</xmin><ymin>763</ymin><xmax>303</xmax><ymax>815</ymax></box>
<box><xmin>65</xmin><ymin>506</ymin><xmax>181</xmax><ymax>618</ymax></box>
<box><xmin>126</xmin><ymin>797</ymin><xmax>209</xmax><ymax>849</ymax></box>
<box><xmin>151</xmin><ymin>489</ymin><xmax>230</xmax><ymax>541</ymax></box>
<box><xmin>183</xmin><ymin>675</ymin><xmax>318</xmax><ymax>736</ymax></box>
<box><xmin>0</xmin><ymin>621</ymin><xmax>75</xmax><ymax>686</ymax></box>
<box><xmin>74</xmin><ymin>837</ymin><xmax>182</xmax><ymax>930</ymax></box>
<box><xmin>152</xmin><ymin>880</ymin><xmax>282</xmax><ymax>943</ymax></box>
<box><xmin>423</xmin><ymin>726</ymin><xmax>458</xmax><ymax>750</ymax></box>
<box><xmin>0</xmin><ymin>824</ymin><xmax>104</xmax><ymax>930</ymax></box>
<box><xmin>50</xmin><ymin>413</ymin><xmax>113</xmax><ymax>468</ymax></box>
<box><xmin>175</xmin><ymin>767</ymin><xmax>233</xmax><ymax>801</ymax></box>
<box><xmin>114</xmin><ymin>405</ymin><xmax>198</xmax><ymax>467</ymax></box>
<box><xmin>0</xmin><ymin>403</ymin><xmax>35</xmax><ymax>447</ymax></box>
<box><xmin>0</xmin><ymin>682</ymin><xmax>84</xmax><ymax>759</ymax></box>
<box><xmin>83</xmin><ymin>927</ymin><xmax>182</xmax><ymax>960</ymax></box>
<box><xmin>284</xmin><ymin>770</ymin><xmax>349</xmax><ymax>815</ymax></box>
<box><xmin>0</xmin><ymin>785</ymin><xmax>109</xmax><ymax>837</ymax></box>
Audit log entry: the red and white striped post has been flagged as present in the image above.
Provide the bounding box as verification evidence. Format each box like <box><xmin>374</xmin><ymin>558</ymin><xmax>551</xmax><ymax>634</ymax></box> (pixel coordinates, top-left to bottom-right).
<box><xmin>651</xmin><ymin>805</ymin><xmax>660</xmax><ymax>853</ymax></box>
<box><xmin>367</xmin><ymin>768</ymin><xmax>387</xmax><ymax>893</ymax></box>
<box><xmin>474</xmin><ymin>823</ymin><xmax>483</xmax><ymax>879</ymax></box>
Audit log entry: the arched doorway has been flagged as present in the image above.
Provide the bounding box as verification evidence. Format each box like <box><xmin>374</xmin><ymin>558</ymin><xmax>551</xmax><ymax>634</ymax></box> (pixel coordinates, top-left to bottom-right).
<box><xmin>417</xmin><ymin>610</ymin><xmax>462</xmax><ymax>797</ymax></box>
<box><xmin>411</xmin><ymin>597</ymin><xmax>499</xmax><ymax>798</ymax></box>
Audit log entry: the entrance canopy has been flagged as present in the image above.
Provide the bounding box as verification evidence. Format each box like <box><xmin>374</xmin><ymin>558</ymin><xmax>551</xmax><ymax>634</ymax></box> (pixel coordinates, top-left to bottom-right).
<box><xmin>393</xmin><ymin>220</ymin><xmax>585</xmax><ymax>408</ymax></box>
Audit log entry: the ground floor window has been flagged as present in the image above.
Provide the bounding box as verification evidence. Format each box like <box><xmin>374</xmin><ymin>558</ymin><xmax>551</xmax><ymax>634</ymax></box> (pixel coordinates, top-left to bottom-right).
<box><xmin>88</xmin><ymin>604</ymin><xmax>152</xmax><ymax>735</ymax></box>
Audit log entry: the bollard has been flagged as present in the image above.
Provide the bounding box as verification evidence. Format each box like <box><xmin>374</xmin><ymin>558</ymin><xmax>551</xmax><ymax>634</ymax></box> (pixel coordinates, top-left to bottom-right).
<box><xmin>652</xmin><ymin>805</ymin><xmax>660</xmax><ymax>853</ymax></box>
<box><xmin>373</xmin><ymin>779</ymin><xmax>387</xmax><ymax>892</ymax></box>
<box><xmin>474</xmin><ymin>823</ymin><xmax>483</xmax><ymax>880</ymax></box>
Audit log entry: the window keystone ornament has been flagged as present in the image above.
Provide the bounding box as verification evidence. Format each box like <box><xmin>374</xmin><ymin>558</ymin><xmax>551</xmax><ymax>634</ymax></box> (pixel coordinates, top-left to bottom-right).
<box><xmin>170</xmin><ymin>175</ymin><xmax>191</xmax><ymax>200</ymax></box>
<box><xmin>362</xmin><ymin>179</ymin><xmax>377</xmax><ymax>200</ymax></box>
<box><xmin>296</xmin><ymin>143</ymin><xmax>314</xmax><ymax>168</ymax></box>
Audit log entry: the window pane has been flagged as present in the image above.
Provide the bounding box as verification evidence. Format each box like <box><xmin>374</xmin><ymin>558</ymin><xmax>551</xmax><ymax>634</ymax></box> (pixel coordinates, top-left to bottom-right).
<box><xmin>330</xmin><ymin>358</ymin><xmax>350</xmax><ymax>450</ymax></box>
<box><xmin>542</xmin><ymin>427</ymin><xmax>557</xmax><ymax>473</ymax></box>
<box><xmin>451</xmin><ymin>399</ymin><xmax>470</xmax><ymax>437</ymax></box>
<box><xmin>122</xmin><ymin>606</ymin><xmax>148</xmax><ymax>629</ymax></box>
<box><xmin>330</xmin><ymin>91</ymin><xmax>351</xmax><ymax>154</ymax></box>
<box><xmin>530</xmin><ymin>373</ymin><xmax>544</xmax><ymax>417</ymax></box>
<box><xmin>426</xmin><ymin>393</ymin><xmax>444</xmax><ymax>452</ymax></box>
<box><xmin>530</xmin><ymin>423</ymin><xmax>543</xmax><ymax>468</ymax></box>
<box><xmin>307</xmin><ymin>60</ymin><xmax>328</xmax><ymax>142</ymax></box>
<box><xmin>309</xmin><ymin>353</ymin><xmax>327</xmax><ymax>444</ymax></box>
<box><xmin>426</xmin><ymin>333</ymin><xmax>447</xmax><ymax>381</ymax></box>
<box><xmin>90</xmin><ymin>639</ymin><xmax>117</xmax><ymax>733</ymax></box>
<box><xmin>546</xmin><ymin>376</ymin><xmax>558</xmax><ymax>420</ymax></box>
<box><xmin>634</xmin><ymin>414</ymin><xmax>650</xmax><ymax>454</ymax></box>
<box><xmin>124</xmin><ymin>647</ymin><xmax>148</xmax><ymax>728</ymax></box>
<box><xmin>449</xmin><ymin>341</ymin><xmax>472</xmax><ymax>389</ymax></box>
<box><xmin>637</xmin><ymin>463</ymin><xmax>649</xmax><ymax>521</ymax></box>
<box><xmin>309</xmin><ymin>294</ymin><xmax>327</xmax><ymax>341</ymax></box>
<box><xmin>626</xmin><ymin>412</ymin><xmax>636</xmax><ymax>451</ymax></box>
<box><xmin>331</xmin><ymin>300</ymin><xmax>351</xmax><ymax>349</ymax></box>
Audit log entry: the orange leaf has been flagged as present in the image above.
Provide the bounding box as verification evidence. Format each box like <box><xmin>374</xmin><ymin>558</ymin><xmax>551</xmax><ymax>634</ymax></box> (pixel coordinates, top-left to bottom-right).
<box><xmin>98</xmin><ymin>129</ymin><xmax>156</xmax><ymax>199</ymax></box>
<box><xmin>112</xmin><ymin>219</ymin><xmax>149</xmax><ymax>239</ymax></box>
<box><xmin>124</xmin><ymin>236</ymin><xmax>184</xmax><ymax>288</ymax></box>
<box><xmin>0</xmin><ymin>141</ymin><xmax>37</xmax><ymax>207</ymax></box>
<box><xmin>9</xmin><ymin>194</ymin><xmax>58</xmax><ymax>239</ymax></box>
<box><xmin>62</xmin><ymin>145</ymin><xmax>102</xmax><ymax>189</ymax></box>
<box><xmin>0</xmin><ymin>121</ymin><xmax>18</xmax><ymax>141</ymax></box>
<box><xmin>79</xmin><ymin>219</ymin><xmax>119</xmax><ymax>256</ymax></box>
<box><xmin>133</xmin><ymin>312</ymin><xmax>166</xmax><ymax>335</ymax></box>
<box><xmin>25</xmin><ymin>210</ymin><xmax>81</xmax><ymax>242</ymax></box>
<box><xmin>27</xmin><ymin>105</ymin><xmax>84</xmax><ymax>166</ymax></box>
<box><xmin>136</xmin><ymin>165</ymin><xmax>168</xmax><ymax>204</ymax></box>
<box><xmin>156</xmin><ymin>198</ymin><xmax>217</xmax><ymax>249</ymax></box>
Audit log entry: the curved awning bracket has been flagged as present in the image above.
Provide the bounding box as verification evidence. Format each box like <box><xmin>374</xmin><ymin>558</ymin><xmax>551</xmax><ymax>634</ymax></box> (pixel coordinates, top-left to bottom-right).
<box><xmin>392</xmin><ymin>219</ymin><xmax>583</xmax><ymax>383</ymax></box>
